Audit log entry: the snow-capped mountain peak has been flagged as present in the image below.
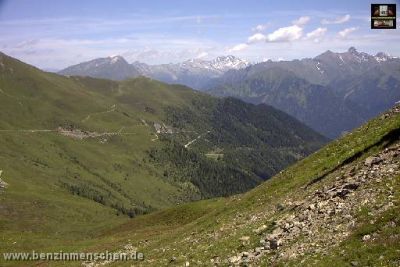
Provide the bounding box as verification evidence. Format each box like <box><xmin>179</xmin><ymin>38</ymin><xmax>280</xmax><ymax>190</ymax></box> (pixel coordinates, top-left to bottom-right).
<box><xmin>210</xmin><ymin>55</ymin><xmax>250</xmax><ymax>71</ymax></box>
<box><xmin>346</xmin><ymin>48</ymin><xmax>395</xmax><ymax>63</ymax></box>
<box><xmin>177</xmin><ymin>55</ymin><xmax>249</xmax><ymax>72</ymax></box>
<box><xmin>108</xmin><ymin>55</ymin><xmax>125</xmax><ymax>64</ymax></box>
<box><xmin>345</xmin><ymin>47</ymin><xmax>372</xmax><ymax>63</ymax></box>
<box><xmin>316</xmin><ymin>47</ymin><xmax>395</xmax><ymax>65</ymax></box>
<box><xmin>374</xmin><ymin>52</ymin><xmax>393</xmax><ymax>62</ymax></box>
<box><xmin>347</xmin><ymin>46</ymin><xmax>358</xmax><ymax>55</ymax></box>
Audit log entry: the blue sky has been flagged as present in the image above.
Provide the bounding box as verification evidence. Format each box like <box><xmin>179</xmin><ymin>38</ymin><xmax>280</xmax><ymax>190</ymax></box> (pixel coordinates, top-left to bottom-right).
<box><xmin>0</xmin><ymin>0</ymin><xmax>399</xmax><ymax>69</ymax></box>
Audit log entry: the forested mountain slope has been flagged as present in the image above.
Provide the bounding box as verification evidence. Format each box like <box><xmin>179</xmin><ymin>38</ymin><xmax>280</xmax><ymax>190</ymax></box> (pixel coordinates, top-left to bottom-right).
<box><xmin>78</xmin><ymin>104</ymin><xmax>400</xmax><ymax>267</ymax></box>
<box><xmin>208</xmin><ymin>48</ymin><xmax>400</xmax><ymax>139</ymax></box>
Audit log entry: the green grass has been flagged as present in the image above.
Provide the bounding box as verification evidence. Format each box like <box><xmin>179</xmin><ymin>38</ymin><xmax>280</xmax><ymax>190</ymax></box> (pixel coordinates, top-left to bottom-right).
<box><xmin>0</xmin><ymin>52</ymin><xmax>327</xmax><ymax>266</ymax></box>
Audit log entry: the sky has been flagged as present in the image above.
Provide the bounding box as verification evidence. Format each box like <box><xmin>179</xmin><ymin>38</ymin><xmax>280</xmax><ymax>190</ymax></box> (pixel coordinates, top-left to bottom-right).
<box><xmin>0</xmin><ymin>0</ymin><xmax>399</xmax><ymax>70</ymax></box>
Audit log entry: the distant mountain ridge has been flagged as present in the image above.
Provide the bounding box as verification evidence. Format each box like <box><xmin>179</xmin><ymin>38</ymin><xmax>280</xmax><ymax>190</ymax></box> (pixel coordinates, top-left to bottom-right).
<box><xmin>59</xmin><ymin>55</ymin><xmax>250</xmax><ymax>89</ymax></box>
<box><xmin>59</xmin><ymin>55</ymin><xmax>140</xmax><ymax>80</ymax></box>
<box><xmin>58</xmin><ymin>47</ymin><xmax>400</xmax><ymax>138</ymax></box>
<box><xmin>207</xmin><ymin>47</ymin><xmax>400</xmax><ymax>138</ymax></box>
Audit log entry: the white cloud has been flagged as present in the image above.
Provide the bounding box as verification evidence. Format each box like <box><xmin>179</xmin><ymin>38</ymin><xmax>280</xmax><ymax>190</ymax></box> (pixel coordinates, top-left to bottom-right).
<box><xmin>305</xmin><ymin>27</ymin><xmax>327</xmax><ymax>42</ymax></box>
<box><xmin>125</xmin><ymin>47</ymin><xmax>214</xmax><ymax>63</ymax></box>
<box><xmin>267</xmin><ymin>25</ymin><xmax>303</xmax><ymax>42</ymax></box>
<box><xmin>4</xmin><ymin>12</ymin><xmax>400</xmax><ymax>69</ymax></box>
<box><xmin>292</xmin><ymin>16</ymin><xmax>310</xmax><ymax>26</ymax></box>
<box><xmin>228</xmin><ymin>43</ymin><xmax>248</xmax><ymax>52</ymax></box>
<box><xmin>338</xmin><ymin>27</ymin><xmax>358</xmax><ymax>38</ymax></box>
<box><xmin>246</xmin><ymin>17</ymin><xmax>309</xmax><ymax>45</ymax></box>
<box><xmin>251</xmin><ymin>24</ymin><xmax>268</xmax><ymax>32</ymax></box>
<box><xmin>2</xmin><ymin>36</ymin><xmax>222</xmax><ymax>68</ymax></box>
<box><xmin>248</xmin><ymin>33</ymin><xmax>267</xmax><ymax>43</ymax></box>
<box><xmin>321</xmin><ymin>14</ymin><xmax>351</xmax><ymax>24</ymax></box>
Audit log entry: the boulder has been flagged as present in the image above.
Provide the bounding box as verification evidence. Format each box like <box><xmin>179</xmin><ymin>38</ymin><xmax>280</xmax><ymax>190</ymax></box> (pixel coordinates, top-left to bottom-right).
<box><xmin>343</xmin><ymin>183</ymin><xmax>359</xmax><ymax>190</ymax></box>
<box><xmin>362</xmin><ymin>234</ymin><xmax>371</xmax><ymax>242</ymax></box>
<box><xmin>364</xmin><ymin>156</ymin><xmax>382</xmax><ymax>167</ymax></box>
<box><xmin>228</xmin><ymin>255</ymin><xmax>241</xmax><ymax>263</ymax></box>
<box><xmin>0</xmin><ymin>178</ymin><xmax>7</xmax><ymax>189</ymax></box>
<box><xmin>268</xmin><ymin>240</ymin><xmax>278</xmax><ymax>250</ymax></box>
<box><xmin>253</xmin><ymin>224</ymin><xmax>268</xmax><ymax>234</ymax></box>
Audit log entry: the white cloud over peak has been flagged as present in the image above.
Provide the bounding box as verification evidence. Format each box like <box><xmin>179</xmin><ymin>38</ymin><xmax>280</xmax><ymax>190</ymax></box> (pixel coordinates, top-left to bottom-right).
<box><xmin>248</xmin><ymin>33</ymin><xmax>267</xmax><ymax>43</ymax></box>
<box><xmin>246</xmin><ymin>16</ymin><xmax>310</xmax><ymax>44</ymax></box>
<box><xmin>338</xmin><ymin>27</ymin><xmax>358</xmax><ymax>38</ymax></box>
<box><xmin>292</xmin><ymin>16</ymin><xmax>310</xmax><ymax>26</ymax></box>
<box><xmin>321</xmin><ymin>14</ymin><xmax>350</xmax><ymax>24</ymax></box>
<box><xmin>228</xmin><ymin>43</ymin><xmax>248</xmax><ymax>52</ymax></box>
<box><xmin>305</xmin><ymin>27</ymin><xmax>327</xmax><ymax>42</ymax></box>
<box><xmin>266</xmin><ymin>25</ymin><xmax>303</xmax><ymax>42</ymax></box>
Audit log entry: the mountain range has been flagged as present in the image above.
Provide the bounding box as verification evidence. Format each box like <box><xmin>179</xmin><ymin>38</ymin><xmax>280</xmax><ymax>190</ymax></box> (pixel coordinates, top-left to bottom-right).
<box><xmin>58</xmin><ymin>48</ymin><xmax>400</xmax><ymax>139</ymax></box>
<box><xmin>59</xmin><ymin>55</ymin><xmax>249</xmax><ymax>89</ymax></box>
<box><xmin>207</xmin><ymin>47</ymin><xmax>400</xmax><ymax>138</ymax></box>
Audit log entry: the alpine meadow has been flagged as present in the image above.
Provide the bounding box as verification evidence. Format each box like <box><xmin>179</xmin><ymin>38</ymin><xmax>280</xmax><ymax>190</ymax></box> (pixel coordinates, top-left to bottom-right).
<box><xmin>1</xmin><ymin>1</ymin><xmax>400</xmax><ymax>266</ymax></box>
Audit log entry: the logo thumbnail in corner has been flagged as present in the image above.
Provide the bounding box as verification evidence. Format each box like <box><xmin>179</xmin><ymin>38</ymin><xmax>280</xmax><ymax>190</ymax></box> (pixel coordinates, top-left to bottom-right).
<box><xmin>371</xmin><ymin>4</ymin><xmax>396</xmax><ymax>29</ymax></box>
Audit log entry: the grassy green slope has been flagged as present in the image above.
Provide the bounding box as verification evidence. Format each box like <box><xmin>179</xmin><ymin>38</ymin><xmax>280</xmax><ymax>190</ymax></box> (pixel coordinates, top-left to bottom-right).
<box><xmin>0</xmin><ymin>53</ymin><xmax>184</xmax><ymax>212</ymax></box>
<box><xmin>0</xmin><ymin>54</ymin><xmax>183</xmax><ymax>261</ymax></box>
<box><xmin>0</xmin><ymin>52</ymin><xmax>326</xmax><ymax>266</ymax></box>
<box><xmin>75</xmin><ymin>104</ymin><xmax>400</xmax><ymax>267</ymax></box>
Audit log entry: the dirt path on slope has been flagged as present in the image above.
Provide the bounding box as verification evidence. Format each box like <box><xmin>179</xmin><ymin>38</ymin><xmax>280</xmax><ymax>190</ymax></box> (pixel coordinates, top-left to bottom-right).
<box><xmin>82</xmin><ymin>104</ymin><xmax>117</xmax><ymax>123</ymax></box>
<box><xmin>184</xmin><ymin>131</ymin><xmax>210</xmax><ymax>148</ymax></box>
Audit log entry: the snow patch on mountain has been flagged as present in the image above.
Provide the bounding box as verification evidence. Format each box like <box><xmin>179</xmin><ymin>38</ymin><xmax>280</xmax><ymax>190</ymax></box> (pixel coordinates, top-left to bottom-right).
<box><xmin>177</xmin><ymin>55</ymin><xmax>249</xmax><ymax>73</ymax></box>
<box><xmin>339</xmin><ymin>55</ymin><xmax>344</xmax><ymax>65</ymax></box>
<box><xmin>374</xmin><ymin>52</ymin><xmax>392</xmax><ymax>63</ymax></box>
<box><xmin>110</xmin><ymin>55</ymin><xmax>124</xmax><ymax>64</ymax></box>
<box><xmin>316</xmin><ymin>62</ymin><xmax>324</xmax><ymax>74</ymax></box>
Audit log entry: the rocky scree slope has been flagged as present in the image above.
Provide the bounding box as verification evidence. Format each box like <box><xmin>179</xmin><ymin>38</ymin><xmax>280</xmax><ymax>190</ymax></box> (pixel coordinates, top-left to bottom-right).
<box><xmin>229</xmin><ymin>126</ymin><xmax>400</xmax><ymax>265</ymax></box>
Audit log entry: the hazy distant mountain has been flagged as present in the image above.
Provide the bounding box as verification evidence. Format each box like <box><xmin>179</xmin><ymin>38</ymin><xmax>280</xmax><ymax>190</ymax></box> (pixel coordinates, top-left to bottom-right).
<box><xmin>207</xmin><ymin>48</ymin><xmax>400</xmax><ymax>138</ymax></box>
<box><xmin>59</xmin><ymin>55</ymin><xmax>141</xmax><ymax>80</ymax></box>
<box><xmin>59</xmin><ymin>55</ymin><xmax>249</xmax><ymax>89</ymax></box>
<box><xmin>219</xmin><ymin>47</ymin><xmax>397</xmax><ymax>87</ymax></box>
<box><xmin>207</xmin><ymin>67</ymin><xmax>366</xmax><ymax>138</ymax></box>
